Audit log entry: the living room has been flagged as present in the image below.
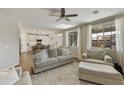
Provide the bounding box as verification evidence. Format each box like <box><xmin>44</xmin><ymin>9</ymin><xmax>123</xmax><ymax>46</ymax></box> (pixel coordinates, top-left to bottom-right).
<box><xmin>1</xmin><ymin>8</ymin><xmax>124</xmax><ymax>85</ymax></box>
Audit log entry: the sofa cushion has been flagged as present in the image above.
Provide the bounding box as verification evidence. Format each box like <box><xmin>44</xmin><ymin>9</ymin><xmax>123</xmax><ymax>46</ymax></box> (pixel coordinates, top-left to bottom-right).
<box><xmin>57</xmin><ymin>55</ymin><xmax>74</xmax><ymax>62</ymax></box>
<box><xmin>83</xmin><ymin>58</ymin><xmax>113</xmax><ymax>66</ymax></box>
<box><xmin>87</xmin><ymin>48</ymin><xmax>105</xmax><ymax>60</ymax></box>
<box><xmin>34</xmin><ymin>58</ymin><xmax>59</xmax><ymax>68</ymax></box>
<box><xmin>57</xmin><ymin>48</ymin><xmax>62</xmax><ymax>56</ymax></box>
<box><xmin>79</xmin><ymin>62</ymin><xmax>123</xmax><ymax>80</ymax></box>
<box><xmin>61</xmin><ymin>48</ymin><xmax>70</xmax><ymax>56</ymax></box>
<box><xmin>33</xmin><ymin>49</ymin><xmax>48</xmax><ymax>63</ymax></box>
<box><xmin>48</xmin><ymin>49</ymin><xmax>58</xmax><ymax>58</ymax></box>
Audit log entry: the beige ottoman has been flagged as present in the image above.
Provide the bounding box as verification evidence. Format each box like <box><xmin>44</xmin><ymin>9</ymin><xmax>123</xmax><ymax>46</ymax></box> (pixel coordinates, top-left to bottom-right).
<box><xmin>79</xmin><ymin>62</ymin><xmax>124</xmax><ymax>85</ymax></box>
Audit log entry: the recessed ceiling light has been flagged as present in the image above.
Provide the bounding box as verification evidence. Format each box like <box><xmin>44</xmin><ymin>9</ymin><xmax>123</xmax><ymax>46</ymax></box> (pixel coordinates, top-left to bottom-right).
<box><xmin>56</xmin><ymin>24</ymin><xmax>74</xmax><ymax>29</ymax></box>
<box><xmin>92</xmin><ymin>10</ymin><xmax>99</xmax><ymax>15</ymax></box>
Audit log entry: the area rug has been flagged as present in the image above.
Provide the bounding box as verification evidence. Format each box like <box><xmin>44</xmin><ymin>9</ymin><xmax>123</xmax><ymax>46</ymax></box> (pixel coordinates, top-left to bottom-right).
<box><xmin>31</xmin><ymin>62</ymin><xmax>96</xmax><ymax>85</ymax></box>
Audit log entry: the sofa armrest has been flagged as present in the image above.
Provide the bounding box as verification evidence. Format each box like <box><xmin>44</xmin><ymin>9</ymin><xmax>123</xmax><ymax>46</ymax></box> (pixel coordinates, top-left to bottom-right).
<box><xmin>104</xmin><ymin>55</ymin><xmax>112</xmax><ymax>63</ymax></box>
<box><xmin>15</xmin><ymin>67</ymin><xmax>22</xmax><ymax>78</ymax></box>
<box><xmin>15</xmin><ymin>71</ymin><xmax>32</xmax><ymax>85</ymax></box>
<box><xmin>82</xmin><ymin>53</ymin><xmax>87</xmax><ymax>59</ymax></box>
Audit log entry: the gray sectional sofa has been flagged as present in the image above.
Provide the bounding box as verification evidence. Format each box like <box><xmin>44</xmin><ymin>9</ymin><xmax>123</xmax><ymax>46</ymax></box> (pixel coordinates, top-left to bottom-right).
<box><xmin>32</xmin><ymin>48</ymin><xmax>78</xmax><ymax>73</ymax></box>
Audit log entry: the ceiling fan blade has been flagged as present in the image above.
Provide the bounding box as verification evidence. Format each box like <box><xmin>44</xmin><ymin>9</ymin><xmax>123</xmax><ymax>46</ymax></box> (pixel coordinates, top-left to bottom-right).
<box><xmin>65</xmin><ymin>14</ymin><xmax>78</xmax><ymax>17</ymax></box>
<box><xmin>48</xmin><ymin>14</ymin><xmax>60</xmax><ymax>17</ymax></box>
<box><xmin>65</xmin><ymin>17</ymin><xmax>70</xmax><ymax>22</ymax></box>
<box><xmin>56</xmin><ymin>17</ymin><xmax>62</xmax><ymax>22</ymax></box>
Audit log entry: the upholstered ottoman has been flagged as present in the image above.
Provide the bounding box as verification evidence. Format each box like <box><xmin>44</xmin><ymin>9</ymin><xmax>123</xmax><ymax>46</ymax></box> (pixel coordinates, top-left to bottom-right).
<box><xmin>79</xmin><ymin>62</ymin><xmax>124</xmax><ymax>85</ymax></box>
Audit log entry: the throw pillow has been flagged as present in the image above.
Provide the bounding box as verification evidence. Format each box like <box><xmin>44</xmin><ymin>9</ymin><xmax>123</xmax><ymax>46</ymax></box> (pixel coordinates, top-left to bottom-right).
<box><xmin>33</xmin><ymin>52</ymin><xmax>41</xmax><ymax>63</ymax></box>
<box><xmin>62</xmin><ymin>48</ymin><xmax>70</xmax><ymax>56</ymax></box>
<box><xmin>40</xmin><ymin>49</ymin><xmax>48</xmax><ymax>61</ymax></box>
<box><xmin>33</xmin><ymin>49</ymin><xmax>48</xmax><ymax>63</ymax></box>
<box><xmin>57</xmin><ymin>48</ymin><xmax>62</xmax><ymax>56</ymax></box>
<box><xmin>48</xmin><ymin>49</ymin><xmax>58</xmax><ymax>58</ymax></box>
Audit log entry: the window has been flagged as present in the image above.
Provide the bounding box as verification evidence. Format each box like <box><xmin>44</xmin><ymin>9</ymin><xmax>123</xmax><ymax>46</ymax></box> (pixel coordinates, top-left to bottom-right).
<box><xmin>91</xmin><ymin>21</ymin><xmax>116</xmax><ymax>50</ymax></box>
<box><xmin>68</xmin><ymin>31</ymin><xmax>78</xmax><ymax>46</ymax></box>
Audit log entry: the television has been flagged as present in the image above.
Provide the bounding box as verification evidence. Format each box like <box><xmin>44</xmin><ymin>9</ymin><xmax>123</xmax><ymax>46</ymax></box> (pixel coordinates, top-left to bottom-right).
<box><xmin>37</xmin><ymin>39</ymin><xmax>42</xmax><ymax>42</ymax></box>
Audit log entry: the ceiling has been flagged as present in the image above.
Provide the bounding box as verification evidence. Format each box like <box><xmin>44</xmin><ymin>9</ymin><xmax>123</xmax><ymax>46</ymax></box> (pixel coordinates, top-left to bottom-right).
<box><xmin>0</xmin><ymin>8</ymin><xmax>124</xmax><ymax>31</ymax></box>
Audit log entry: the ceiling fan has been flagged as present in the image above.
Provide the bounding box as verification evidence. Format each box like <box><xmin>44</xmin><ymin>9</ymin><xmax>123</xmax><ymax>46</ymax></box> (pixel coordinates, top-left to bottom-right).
<box><xmin>49</xmin><ymin>8</ymin><xmax>78</xmax><ymax>22</ymax></box>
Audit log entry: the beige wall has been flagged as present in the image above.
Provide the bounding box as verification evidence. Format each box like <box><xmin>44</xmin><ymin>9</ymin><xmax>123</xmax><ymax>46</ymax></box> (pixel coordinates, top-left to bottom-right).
<box><xmin>62</xmin><ymin>31</ymin><xmax>67</xmax><ymax>48</ymax></box>
<box><xmin>20</xmin><ymin>31</ymin><xmax>28</xmax><ymax>52</ymax></box>
<box><xmin>0</xmin><ymin>12</ymin><xmax>19</xmax><ymax>70</ymax></box>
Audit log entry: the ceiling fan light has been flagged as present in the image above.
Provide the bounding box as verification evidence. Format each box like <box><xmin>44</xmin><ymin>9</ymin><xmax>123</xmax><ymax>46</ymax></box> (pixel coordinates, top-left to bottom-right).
<box><xmin>56</xmin><ymin>24</ymin><xmax>74</xmax><ymax>29</ymax></box>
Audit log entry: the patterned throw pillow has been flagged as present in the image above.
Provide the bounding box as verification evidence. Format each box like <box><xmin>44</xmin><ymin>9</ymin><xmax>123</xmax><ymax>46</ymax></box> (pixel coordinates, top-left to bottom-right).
<box><xmin>40</xmin><ymin>49</ymin><xmax>48</xmax><ymax>61</ymax></box>
<box><xmin>33</xmin><ymin>49</ymin><xmax>48</xmax><ymax>63</ymax></box>
<box><xmin>33</xmin><ymin>52</ymin><xmax>41</xmax><ymax>63</ymax></box>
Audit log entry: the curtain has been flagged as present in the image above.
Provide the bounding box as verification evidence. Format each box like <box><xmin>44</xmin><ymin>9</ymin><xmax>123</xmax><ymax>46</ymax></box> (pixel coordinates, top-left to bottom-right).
<box><xmin>77</xmin><ymin>27</ymin><xmax>82</xmax><ymax>59</ymax></box>
<box><xmin>80</xmin><ymin>24</ymin><xmax>92</xmax><ymax>54</ymax></box>
<box><xmin>115</xmin><ymin>17</ymin><xmax>124</xmax><ymax>72</ymax></box>
<box><xmin>87</xmin><ymin>25</ymin><xmax>92</xmax><ymax>49</ymax></box>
